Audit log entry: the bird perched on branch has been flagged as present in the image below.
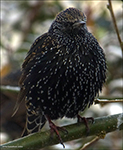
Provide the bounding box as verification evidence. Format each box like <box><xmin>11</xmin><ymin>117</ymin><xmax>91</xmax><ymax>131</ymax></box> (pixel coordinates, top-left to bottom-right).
<box><xmin>15</xmin><ymin>7</ymin><xmax>106</xmax><ymax>147</ymax></box>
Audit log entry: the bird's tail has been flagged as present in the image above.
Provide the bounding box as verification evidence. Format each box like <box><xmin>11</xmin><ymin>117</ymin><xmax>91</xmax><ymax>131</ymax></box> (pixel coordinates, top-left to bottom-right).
<box><xmin>22</xmin><ymin>109</ymin><xmax>46</xmax><ymax>136</ymax></box>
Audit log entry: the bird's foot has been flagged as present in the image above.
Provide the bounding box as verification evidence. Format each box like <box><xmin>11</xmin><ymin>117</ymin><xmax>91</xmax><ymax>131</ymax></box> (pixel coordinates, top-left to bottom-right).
<box><xmin>77</xmin><ymin>115</ymin><xmax>94</xmax><ymax>135</ymax></box>
<box><xmin>47</xmin><ymin>116</ymin><xmax>68</xmax><ymax>148</ymax></box>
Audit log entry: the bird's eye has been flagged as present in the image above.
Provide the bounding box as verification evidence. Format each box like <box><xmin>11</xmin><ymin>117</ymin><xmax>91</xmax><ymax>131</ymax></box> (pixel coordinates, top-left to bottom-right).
<box><xmin>63</xmin><ymin>21</ymin><xmax>73</xmax><ymax>27</ymax></box>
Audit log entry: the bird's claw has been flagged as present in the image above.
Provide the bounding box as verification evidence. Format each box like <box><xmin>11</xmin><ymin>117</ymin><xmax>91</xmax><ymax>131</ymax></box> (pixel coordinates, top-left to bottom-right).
<box><xmin>77</xmin><ymin>115</ymin><xmax>94</xmax><ymax>135</ymax></box>
<box><xmin>47</xmin><ymin>116</ymin><xmax>67</xmax><ymax>148</ymax></box>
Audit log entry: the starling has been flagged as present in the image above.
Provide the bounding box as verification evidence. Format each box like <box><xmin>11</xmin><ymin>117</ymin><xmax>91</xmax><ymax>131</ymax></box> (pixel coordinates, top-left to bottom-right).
<box><xmin>15</xmin><ymin>7</ymin><xmax>106</xmax><ymax>147</ymax></box>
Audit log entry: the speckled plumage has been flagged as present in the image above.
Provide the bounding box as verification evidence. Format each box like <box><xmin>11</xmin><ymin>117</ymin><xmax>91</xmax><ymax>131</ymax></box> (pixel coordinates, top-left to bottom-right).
<box><xmin>17</xmin><ymin>8</ymin><xmax>106</xmax><ymax>136</ymax></box>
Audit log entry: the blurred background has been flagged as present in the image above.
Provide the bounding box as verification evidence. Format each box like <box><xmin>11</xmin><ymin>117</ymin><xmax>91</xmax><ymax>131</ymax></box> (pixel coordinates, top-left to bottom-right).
<box><xmin>0</xmin><ymin>1</ymin><xmax>123</xmax><ymax>150</ymax></box>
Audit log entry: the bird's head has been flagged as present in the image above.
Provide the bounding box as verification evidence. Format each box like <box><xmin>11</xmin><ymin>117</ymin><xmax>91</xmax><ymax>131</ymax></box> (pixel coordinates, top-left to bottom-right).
<box><xmin>49</xmin><ymin>7</ymin><xmax>87</xmax><ymax>36</ymax></box>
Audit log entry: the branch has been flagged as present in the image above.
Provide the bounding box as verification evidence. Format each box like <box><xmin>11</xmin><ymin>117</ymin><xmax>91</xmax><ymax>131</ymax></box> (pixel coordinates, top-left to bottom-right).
<box><xmin>97</xmin><ymin>96</ymin><xmax>123</xmax><ymax>100</ymax></box>
<box><xmin>0</xmin><ymin>85</ymin><xmax>20</xmax><ymax>94</ymax></box>
<box><xmin>94</xmin><ymin>99</ymin><xmax>123</xmax><ymax>105</ymax></box>
<box><xmin>1</xmin><ymin>113</ymin><xmax>123</xmax><ymax>150</ymax></box>
<box><xmin>107</xmin><ymin>0</ymin><xmax>123</xmax><ymax>52</ymax></box>
<box><xmin>80</xmin><ymin>136</ymin><xmax>100</xmax><ymax>150</ymax></box>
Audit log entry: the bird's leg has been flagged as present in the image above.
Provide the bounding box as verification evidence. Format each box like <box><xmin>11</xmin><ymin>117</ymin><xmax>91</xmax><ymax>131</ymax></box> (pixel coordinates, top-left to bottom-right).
<box><xmin>46</xmin><ymin>116</ymin><xmax>68</xmax><ymax>148</ymax></box>
<box><xmin>77</xmin><ymin>115</ymin><xmax>94</xmax><ymax>135</ymax></box>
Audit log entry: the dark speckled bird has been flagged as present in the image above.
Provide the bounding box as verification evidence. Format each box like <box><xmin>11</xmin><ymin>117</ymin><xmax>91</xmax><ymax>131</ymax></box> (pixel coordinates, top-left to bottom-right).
<box><xmin>15</xmin><ymin>7</ymin><xmax>106</xmax><ymax>147</ymax></box>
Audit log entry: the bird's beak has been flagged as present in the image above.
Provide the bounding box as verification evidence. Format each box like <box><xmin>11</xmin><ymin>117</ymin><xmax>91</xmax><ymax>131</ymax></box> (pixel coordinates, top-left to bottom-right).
<box><xmin>73</xmin><ymin>21</ymin><xmax>86</xmax><ymax>28</ymax></box>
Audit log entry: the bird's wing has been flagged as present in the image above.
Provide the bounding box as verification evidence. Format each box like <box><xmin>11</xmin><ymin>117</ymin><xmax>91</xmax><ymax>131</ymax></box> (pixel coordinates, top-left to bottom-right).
<box><xmin>19</xmin><ymin>33</ymin><xmax>49</xmax><ymax>85</ymax></box>
<box><xmin>13</xmin><ymin>32</ymin><xmax>66</xmax><ymax>115</ymax></box>
<box><xmin>22</xmin><ymin>109</ymin><xmax>46</xmax><ymax>136</ymax></box>
<box><xmin>13</xmin><ymin>32</ymin><xmax>50</xmax><ymax>115</ymax></box>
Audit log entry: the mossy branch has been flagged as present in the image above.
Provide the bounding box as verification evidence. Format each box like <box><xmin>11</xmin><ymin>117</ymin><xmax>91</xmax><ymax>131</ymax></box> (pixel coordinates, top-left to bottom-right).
<box><xmin>1</xmin><ymin>113</ymin><xmax>123</xmax><ymax>150</ymax></box>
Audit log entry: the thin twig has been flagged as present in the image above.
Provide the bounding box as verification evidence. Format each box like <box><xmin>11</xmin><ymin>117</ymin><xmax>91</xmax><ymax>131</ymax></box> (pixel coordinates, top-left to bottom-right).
<box><xmin>0</xmin><ymin>85</ymin><xmax>20</xmax><ymax>93</ymax></box>
<box><xmin>80</xmin><ymin>136</ymin><xmax>100</xmax><ymax>150</ymax></box>
<box><xmin>94</xmin><ymin>99</ymin><xmax>123</xmax><ymax>105</ymax></box>
<box><xmin>98</xmin><ymin>96</ymin><xmax>123</xmax><ymax>100</ymax></box>
<box><xmin>107</xmin><ymin>0</ymin><xmax>123</xmax><ymax>52</ymax></box>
